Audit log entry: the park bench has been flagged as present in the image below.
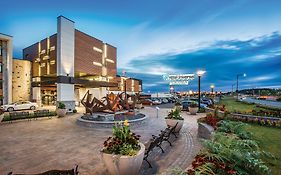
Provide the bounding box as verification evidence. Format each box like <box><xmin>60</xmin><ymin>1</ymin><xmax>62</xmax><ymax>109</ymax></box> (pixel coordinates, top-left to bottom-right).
<box><xmin>9</xmin><ymin>111</ymin><xmax>30</xmax><ymax>122</ymax></box>
<box><xmin>144</xmin><ymin>122</ymin><xmax>179</xmax><ymax>168</ymax></box>
<box><xmin>33</xmin><ymin>109</ymin><xmax>51</xmax><ymax>119</ymax></box>
<box><xmin>162</xmin><ymin>123</ymin><xmax>178</xmax><ymax>146</ymax></box>
<box><xmin>7</xmin><ymin>165</ymin><xmax>78</xmax><ymax>175</ymax></box>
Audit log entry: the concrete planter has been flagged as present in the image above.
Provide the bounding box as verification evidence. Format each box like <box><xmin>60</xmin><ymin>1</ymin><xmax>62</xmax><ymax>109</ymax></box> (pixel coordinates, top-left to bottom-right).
<box><xmin>165</xmin><ymin>118</ymin><xmax>184</xmax><ymax>133</ymax></box>
<box><xmin>101</xmin><ymin>143</ymin><xmax>145</xmax><ymax>175</ymax></box>
<box><xmin>56</xmin><ymin>109</ymin><xmax>67</xmax><ymax>117</ymax></box>
<box><xmin>175</xmin><ymin>105</ymin><xmax>182</xmax><ymax>111</ymax></box>
<box><xmin>198</xmin><ymin>122</ymin><xmax>214</xmax><ymax>139</ymax></box>
<box><xmin>135</xmin><ymin>103</ymin><xmax>142</xmax><ymax>109</ymax></box>
<box><xmin>188</xmin><ymin>107</ymin><xmax>198</xmax><ymax>115</ymax></box>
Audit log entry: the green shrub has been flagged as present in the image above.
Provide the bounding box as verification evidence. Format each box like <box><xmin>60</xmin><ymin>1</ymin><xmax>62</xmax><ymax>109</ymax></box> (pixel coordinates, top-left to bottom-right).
<box><xmin>165</xmin><ymin>108</ymin><xmax>184</xmax><ymax>120</ymax></box>
<box><xmin>102</xmin><ymin>120</ymin><xmax>141</xmax><ymax>156</ymax></box>
<box><xmin>188</xmin><ymin>120</ymin><xmax>273</xmax><ymax>175</ymax></box>
<box><xmin>57</xmin><ymin>102</ymin><xmax>66</xmax><ymax>109</ymax></box>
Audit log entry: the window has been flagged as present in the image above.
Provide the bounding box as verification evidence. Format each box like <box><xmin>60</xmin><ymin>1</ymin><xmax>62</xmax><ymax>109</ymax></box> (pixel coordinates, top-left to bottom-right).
<box><xmin>0</xmin><ymin>63</ymin><xmax>2</xmax><ymax>73</ymax></box>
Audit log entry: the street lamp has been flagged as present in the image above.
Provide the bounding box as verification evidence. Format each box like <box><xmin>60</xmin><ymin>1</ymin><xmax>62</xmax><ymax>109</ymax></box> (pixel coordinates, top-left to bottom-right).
<box><xmin>232</xmin><ymin>83</ymin><xmax>235</xmax><ymax>96</ymax></box>
<box><xmin>210</xmin><ymin>84</ymin><xmax>215</xmax><ymax>95</ymax></box>
<box><xmin>236</xmin><ymin>73</ymin><xmax>246</xmax><ymax>100</ymax></box>
<box><xmin>197</xmin><ymin>70</ymin><xmax>206</xmax><ymax>110</ymax></box>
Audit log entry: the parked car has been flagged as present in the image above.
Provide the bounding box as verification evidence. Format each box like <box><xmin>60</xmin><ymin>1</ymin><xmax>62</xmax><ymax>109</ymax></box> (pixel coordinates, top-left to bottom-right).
<box><xmin>201</xmin><ymin>98</ymin><xmax>214</xmax><ymax>106</ymax></box>
<box><xmin>142</xmin><ymin>99</ymin><xmax>153</xmax><ymax>105</ymax></box>
<box><xmin>181</xmin><ymin>100</ymin><xmax>207</xmax><ymax>111</ymax></box>
<box><xmin>161</xmin><ymin>98</ymin><xmax>169</xmax><ymax>104</ymax></box>
<box><xmin>1</xmin><ymin>101</ymin><xmax>38</xmax><ymax>112</ymax></box>
<box><xmin>151</xmin><ymin>99</ymin><xmax>162</xmax><ymax>105</ymax></box>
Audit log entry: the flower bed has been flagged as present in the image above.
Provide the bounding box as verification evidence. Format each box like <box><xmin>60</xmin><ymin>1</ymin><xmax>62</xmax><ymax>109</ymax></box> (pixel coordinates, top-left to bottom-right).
<box><xmin>187</xmin><ymin>120</ymin><xmax>274</xmax><ymax>175</ymax></box>
<box><xmin>206</xmin><ymin>107</ymin><xmax>281</xmax><ymax>129</ymax></box>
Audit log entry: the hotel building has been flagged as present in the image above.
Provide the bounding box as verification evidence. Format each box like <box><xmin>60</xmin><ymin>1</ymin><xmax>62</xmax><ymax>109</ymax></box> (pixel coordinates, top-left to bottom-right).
<box><xmin>0</xmin><ymin>33</ymin><xmax>13</xmax><ymax>105</ymax></box>
<box><xmin>18</xmin><ymin>16</ymin><xmax>142</xmax><ymax>111</ymax></box>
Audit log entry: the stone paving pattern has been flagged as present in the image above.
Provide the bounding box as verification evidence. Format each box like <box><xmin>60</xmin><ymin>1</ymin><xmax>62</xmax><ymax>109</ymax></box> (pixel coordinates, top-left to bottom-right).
<box><xmin>0</xmin><ymin>106</ymin><xmax>203</xmax><ymax>175</ymax></box>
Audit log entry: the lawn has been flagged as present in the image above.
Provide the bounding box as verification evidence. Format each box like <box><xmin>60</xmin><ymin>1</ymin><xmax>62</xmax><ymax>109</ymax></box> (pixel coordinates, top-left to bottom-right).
<box><xmin>218</xmin><ymin>96</ymin><xmax>263</xmax><ymax>113</ymax></box>
<box><xmin>245</xmin><ymin>124</ymin><xmax>281</xmax><ymax>175</ymax></box>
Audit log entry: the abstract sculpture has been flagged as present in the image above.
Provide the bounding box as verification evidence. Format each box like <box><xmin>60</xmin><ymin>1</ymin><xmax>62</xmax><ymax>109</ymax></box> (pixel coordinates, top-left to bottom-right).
<box><xmin>81</xmin><ymin>90</ymin><xmax>140</xmax><ymax>115</ymax></box>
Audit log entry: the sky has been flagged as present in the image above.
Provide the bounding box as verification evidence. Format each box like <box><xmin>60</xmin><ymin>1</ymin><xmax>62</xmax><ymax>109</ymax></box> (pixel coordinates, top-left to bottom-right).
<box><xmin>1</xmin><ymin>0</ymin><xmax>281</xmax><ymax>93</ymax></box>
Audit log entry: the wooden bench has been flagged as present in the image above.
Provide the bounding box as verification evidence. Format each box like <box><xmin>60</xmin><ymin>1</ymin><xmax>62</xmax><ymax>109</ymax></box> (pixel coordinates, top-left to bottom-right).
<box><xmin>144</xmin><ymin>122</ymin><xmax>179</xmax><ymax>168</ymax></box>
<box><xmin>8</xmin><ymin>165</ymin><xmax>78</xmax><ymax>175</ymax></box>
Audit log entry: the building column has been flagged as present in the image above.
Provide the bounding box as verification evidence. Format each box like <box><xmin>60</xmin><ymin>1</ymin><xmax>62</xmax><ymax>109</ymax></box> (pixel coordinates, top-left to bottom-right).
<box><xmin>56</xmin><ymin>16</ymin><xmax>75</xmax><ymax>112</ymax></box>
<box><xmin>32</xmin><ymin>87</ymin><xmax>41</xmax><ymax>107</ymax></box>
<box><xmin>1</xmin><ymin>35</ymin><xmax>13</xmax><ymax>104</ymax></box>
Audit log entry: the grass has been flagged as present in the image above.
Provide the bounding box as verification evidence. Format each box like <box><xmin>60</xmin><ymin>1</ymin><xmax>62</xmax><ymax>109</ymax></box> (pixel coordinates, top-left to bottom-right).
<box><xmin>245</xmin><ymin>124</ymin><xmax>281</xmax><ymax>175</ymax></box>
<box><xmin>218</xmin><ymin>96</ymin><xmax>264</xmax><ymax>113</ymax></box>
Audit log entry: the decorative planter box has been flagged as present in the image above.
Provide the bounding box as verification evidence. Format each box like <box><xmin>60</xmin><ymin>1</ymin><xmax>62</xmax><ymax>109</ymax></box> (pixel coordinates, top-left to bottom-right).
<box><xmin>56</xmin><ymin>109</ymin><xmax>67</xmax><ymax>117</ymax></box>
<box><xmin>188</xmin><ymin>107</ymin><xmax>198</xmax><ymax>115</ymax></box>
<box><xmin>198</xmin><ymin>122</ymin><xmax>214</xmax><ymax>139</ymax></box>
<box><xmin>101</xmin><ymin>143</ymin><xmax>145</xmax><ymax>175</ymax></box>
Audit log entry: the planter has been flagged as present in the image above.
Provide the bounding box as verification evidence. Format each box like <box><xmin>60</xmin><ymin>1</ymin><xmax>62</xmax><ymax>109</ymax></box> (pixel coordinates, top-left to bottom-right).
<box><xmin>198</xmin><ymin>122</ymin><xmax>214</xmax><ymax>139</ymax></box>
<box><xmin>135</xmin><ymin>103</ymin><xmax>142</xmax><ymax>109</ymax></box>
<box><xmin>188</xmin><ymin>107</ymin><xmax>198</xmax><ymax>115</ymax></box>
<box><xmin>165</xmin><ymin>119</ymin><xmax>184</xmax><ymax>133</ymax></box>
<box><xmin>56</xmin><ymin>109</ymin><xmax>67</xmax><ymax>117</ymax></box>
<box><xmin>101</xmin><ymin>143</ymin><xmax>145</xmax><ymax>175</ymax></box>
<box><xmin>175</xmin><ymin>105</ymin><xmax>182</xmax><ymax>111</ymax></box>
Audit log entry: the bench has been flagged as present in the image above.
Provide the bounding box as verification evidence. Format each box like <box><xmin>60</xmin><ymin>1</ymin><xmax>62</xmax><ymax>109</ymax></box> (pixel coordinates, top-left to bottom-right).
<box><xmin>9</xmin><ymin>112</ymin><xmax>30</xmax><ymax>122</ymax></box>
<box><xmin>33</xmin><ymin>110</ymin><xmax>51</xmax><ymax>119</ymax></box>
<box><xmin>162</xmin><ymin>122</ymin><xmax>178</xmax><ymax>146</ymax></box>
<box><xmin>144</xmin><ymin>122</ymin><xmax>179</xmax><ymax>168</ymax></box>
<box><xmin>8</xmin><ymin>165</ymin><xmax>78</xmax><ymax>175</ymax></box>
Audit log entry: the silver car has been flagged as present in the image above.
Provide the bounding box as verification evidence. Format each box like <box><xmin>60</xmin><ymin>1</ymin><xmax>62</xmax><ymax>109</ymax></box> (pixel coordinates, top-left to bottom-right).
<box><xmin>1</xmin><ymin>101</ymin><xmax>38</xmax><ymax>112</ymax></box>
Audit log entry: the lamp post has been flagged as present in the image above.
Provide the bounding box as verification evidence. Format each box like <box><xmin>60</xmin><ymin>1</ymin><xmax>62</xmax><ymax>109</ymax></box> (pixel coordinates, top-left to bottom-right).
<box><xmin>197</xmin><ymin>70</ymin><xmax>206</xmax><ymax>110</ymax></box>
<box><xmin>236</xmin><ymin>73</ymin><xmax>246</xmax><ymax>100</ymax></box>
<box><xmin>210</xmin><ymin>84</ymin><xmax>215</xmax><ymax>95</ymax></box>
<box><xmin>232</xmin><ymin>83</ymin><xmax>235</xmax><ymax>96</ymax></box>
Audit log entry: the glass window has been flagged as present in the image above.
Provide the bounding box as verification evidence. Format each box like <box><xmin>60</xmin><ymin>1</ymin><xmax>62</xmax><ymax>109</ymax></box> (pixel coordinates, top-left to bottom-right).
<box><xmin>0</xmin><ymin>63</ymin><xmax>2</xmax><ymax>73</ymax></box>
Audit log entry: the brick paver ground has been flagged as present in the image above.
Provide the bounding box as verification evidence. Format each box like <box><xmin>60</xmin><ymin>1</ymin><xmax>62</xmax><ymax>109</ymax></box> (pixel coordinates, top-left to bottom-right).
<box><xmin>0</xmin><ymin>106</ymin><xmax>203</xmax><ymax>175</ymax></box>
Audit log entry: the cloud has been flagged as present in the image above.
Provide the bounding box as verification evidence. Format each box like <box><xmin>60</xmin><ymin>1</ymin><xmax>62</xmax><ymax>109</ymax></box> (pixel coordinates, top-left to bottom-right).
<box><xmin>123</xmin><ymin>31</ymin><xmax>281</xmax><ymax>92</ymax></box>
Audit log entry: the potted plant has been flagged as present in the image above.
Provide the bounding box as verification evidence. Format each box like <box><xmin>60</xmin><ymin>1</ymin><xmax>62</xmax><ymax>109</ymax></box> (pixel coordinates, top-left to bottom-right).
<box><xmin>165</xmin><ymin>108</ymin><xmax>184</xmax><ymax>133</ymax></box>
<box><xmin>174</xmin><ymin>101</ymin><xmax>182</xmax><ymax>111</ymax></box>
<box><xmin>135</xmin><ymin>100</ymin><xmax>142</xmax><ymax>109</ymax></box>
<box><xmin>188</xmin><ymin>101</ymin><xmax>198</xmax><ymax>115</ymax></box>
<box><xmin>56</xmin><ymin>102</ymin><xmax>67</xmax><ymax>117</ymax></box>
<box><xmin>101</xmin><ymin>120</ymin><xmax>145</xmax><ymax>175</ymax></box>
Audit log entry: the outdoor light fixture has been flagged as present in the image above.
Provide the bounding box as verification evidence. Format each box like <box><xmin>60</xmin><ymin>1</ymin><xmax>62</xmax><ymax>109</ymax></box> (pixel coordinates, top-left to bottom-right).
<box><xmin>197</xmin><ymin>70</ymin><xmax>206</xmax><ymax>110</ymax></box>
<box><xmin>196</xmin><ymin>70</ymin><xmax>206</xmax><ymax>77</ymax></box>
<box><xmin>210</xmin><ymin>84</ymin><xmax>215</xmax><ymax>94</ymax></box>
<box><xmin>236</xmin><ymin>73</ymin><xmax>247</xmax><ymax>100</ymax></box>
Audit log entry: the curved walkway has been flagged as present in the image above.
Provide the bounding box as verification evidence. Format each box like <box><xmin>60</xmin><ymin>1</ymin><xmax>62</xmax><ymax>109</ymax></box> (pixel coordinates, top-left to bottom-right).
<box><xmin>0</xmin><ymin>106</ymin><xmax>203</xmax><ymax>175</ymax></box>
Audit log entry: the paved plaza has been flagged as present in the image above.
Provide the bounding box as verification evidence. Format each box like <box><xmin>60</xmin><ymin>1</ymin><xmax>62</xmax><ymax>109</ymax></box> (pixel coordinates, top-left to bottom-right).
<box><xmin>0</xmin><ymin>106</ymin><xmax>203</xmax><ymax>175</ymax></box>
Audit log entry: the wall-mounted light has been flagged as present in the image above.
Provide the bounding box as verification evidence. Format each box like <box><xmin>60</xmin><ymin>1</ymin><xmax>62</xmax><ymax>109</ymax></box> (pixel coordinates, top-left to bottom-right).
<box><xmin>93</xmin><ymin>61</ymin><xmax>102</xmax><ymax>67</ymax></box>
<box><xmin>106</xmin><ymin>58</ymin><xmax>115</xmax><ymax>63</ymax></box>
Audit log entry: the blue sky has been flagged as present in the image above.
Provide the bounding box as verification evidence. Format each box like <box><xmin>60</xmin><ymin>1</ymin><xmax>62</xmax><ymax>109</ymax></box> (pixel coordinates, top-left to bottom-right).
<box><xmin>1</xmin><ymin>0</ymin><xmax>281</xmax><ymax>93</ymax></box>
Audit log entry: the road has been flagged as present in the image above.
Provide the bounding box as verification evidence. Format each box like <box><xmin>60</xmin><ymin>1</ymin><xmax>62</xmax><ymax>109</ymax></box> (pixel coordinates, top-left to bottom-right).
<box><xmin>243</xmin><ymin>97</ymin><xmax>281</xmax><ymax>109</ymax></box>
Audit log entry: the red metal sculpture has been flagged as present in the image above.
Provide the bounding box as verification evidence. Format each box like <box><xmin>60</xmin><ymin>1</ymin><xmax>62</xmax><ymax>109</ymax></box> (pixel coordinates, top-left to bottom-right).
<box><xmin>81</xmin><ymin>90</ymin><xmax>139</xmax><ymax>115</ymax></box>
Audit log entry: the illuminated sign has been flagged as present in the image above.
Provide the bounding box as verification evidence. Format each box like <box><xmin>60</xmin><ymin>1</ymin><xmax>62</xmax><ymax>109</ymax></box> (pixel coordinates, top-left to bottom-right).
<box><xmin>163</xmin><ymin>74</ymin><xmax>195</xmax><ymax>85</ymax></box>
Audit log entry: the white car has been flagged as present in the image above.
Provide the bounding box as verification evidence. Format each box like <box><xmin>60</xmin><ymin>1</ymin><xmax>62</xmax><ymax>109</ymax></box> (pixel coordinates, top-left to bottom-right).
<box><xmin>1</xmin><ymin>101</ymin><xmax>38</xmax><ymax>112</ymax></box>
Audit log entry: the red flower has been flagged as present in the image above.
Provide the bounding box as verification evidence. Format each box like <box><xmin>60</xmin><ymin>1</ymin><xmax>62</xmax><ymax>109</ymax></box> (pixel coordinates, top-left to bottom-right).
<box><xmin>227</xmin><ymin>169</ymin><xmax>236</xmax><ymax>174</ymax></box>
